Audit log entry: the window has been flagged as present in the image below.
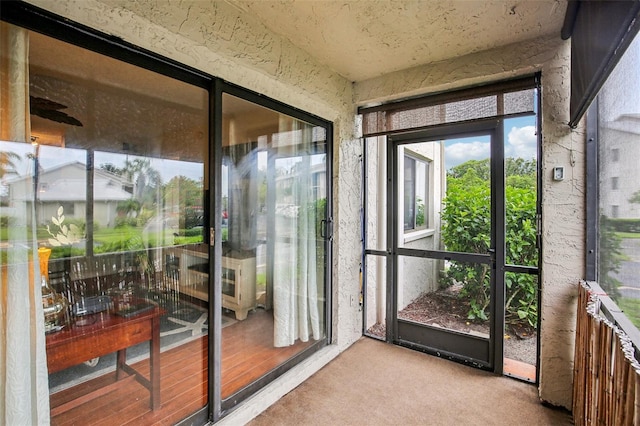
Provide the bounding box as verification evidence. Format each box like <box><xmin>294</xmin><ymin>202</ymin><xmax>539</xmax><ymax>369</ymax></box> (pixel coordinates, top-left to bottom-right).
<box><xmin>403</xmin><ymin>152</ymin><xmax>429</xmax><ymax>232</ymax></box>
<box><xmin>612</xmin><ymin>148</ymin><xmax>620</xmax><ymax>162</ymax></box>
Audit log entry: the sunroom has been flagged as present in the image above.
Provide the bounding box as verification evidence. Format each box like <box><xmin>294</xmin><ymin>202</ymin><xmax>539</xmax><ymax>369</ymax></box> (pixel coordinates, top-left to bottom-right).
<box><xmin>2</xmin><ymin>1</ymin><xmax>640</xmax><ymax>425</ymax></box>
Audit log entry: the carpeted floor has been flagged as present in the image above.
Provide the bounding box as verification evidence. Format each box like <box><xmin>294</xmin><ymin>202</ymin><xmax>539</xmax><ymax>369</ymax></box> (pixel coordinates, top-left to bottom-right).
<box><xmin>249</xmin><ymin>337</ymin><xmax>573</xmax><ymax>426</ymax></box>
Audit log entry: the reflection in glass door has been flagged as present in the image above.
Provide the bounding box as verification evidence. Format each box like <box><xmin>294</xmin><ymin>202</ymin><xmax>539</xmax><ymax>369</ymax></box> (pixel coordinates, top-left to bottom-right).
<box><xmin>219</xmin><ymin>92</ymin><xmax>329</xmax><ymax>410</ymax></box>
<box><xmin>5</xmin><ymin>26</ymin><xmax>211</xmax><ymax>424</ymax></box>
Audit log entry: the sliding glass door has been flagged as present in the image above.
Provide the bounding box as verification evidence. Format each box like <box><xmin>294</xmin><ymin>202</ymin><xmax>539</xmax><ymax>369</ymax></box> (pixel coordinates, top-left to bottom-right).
<box><xmin>218</xmin><ymin>90</ymin><xmax>330</xmax><ymax>411</ymax></box>
<box><xmin>1</xmin><ymin>21</ymin><xmax>211</xmax><ymax>424</ymax></box>
<box><xmin>1</xmin><ymin>8</ymin><xmax>333</xmax><ymax>423</ymax></box>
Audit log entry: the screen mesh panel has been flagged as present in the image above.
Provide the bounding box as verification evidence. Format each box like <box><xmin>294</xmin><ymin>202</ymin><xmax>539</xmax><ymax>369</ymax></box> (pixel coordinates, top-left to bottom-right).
<box><xmin>360</xmin><ymin>77</ymin><xmax>536</xmax><ymax>137</ymax></box>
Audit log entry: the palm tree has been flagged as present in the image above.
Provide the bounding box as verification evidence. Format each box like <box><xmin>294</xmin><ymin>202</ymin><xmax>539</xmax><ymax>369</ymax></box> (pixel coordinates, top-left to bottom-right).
<box><xmin>0</xmin><ymin>150</ymin><xmax>20</xmax><ymax>179</ymax></box>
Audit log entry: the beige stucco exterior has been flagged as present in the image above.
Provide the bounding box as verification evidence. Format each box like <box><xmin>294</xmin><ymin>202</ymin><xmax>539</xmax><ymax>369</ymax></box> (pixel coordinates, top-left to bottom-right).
<box><xmin>25</xmin><ymin>0</ymin><xmax>583</xmax><ymax>417</ymax></box>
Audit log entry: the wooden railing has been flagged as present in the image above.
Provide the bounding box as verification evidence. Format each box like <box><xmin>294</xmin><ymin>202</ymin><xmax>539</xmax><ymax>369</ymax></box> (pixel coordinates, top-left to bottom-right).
<box><xmin>573</xmin><ymin>281</ymin><xmax>640</xmax><ymax>425</ymax></box>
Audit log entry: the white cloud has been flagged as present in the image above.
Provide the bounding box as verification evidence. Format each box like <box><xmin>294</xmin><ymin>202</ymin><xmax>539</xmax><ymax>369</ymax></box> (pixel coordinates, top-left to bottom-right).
<box><xmin>506</xmin><ymin>125</ymin><xmax>536</xmax><ymax>159</ymax></box>
<box><xmin>445</xmin><ymin>140</ymin><xmax>489</xmax><ymax>170</ymax></box>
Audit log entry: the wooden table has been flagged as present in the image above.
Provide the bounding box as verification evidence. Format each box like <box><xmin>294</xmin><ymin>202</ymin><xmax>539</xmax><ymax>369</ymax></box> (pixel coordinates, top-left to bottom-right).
<box><xmin>46</xmin><ymin>305</ymin><xmax>164</xmax><ymax>416</ymax></box>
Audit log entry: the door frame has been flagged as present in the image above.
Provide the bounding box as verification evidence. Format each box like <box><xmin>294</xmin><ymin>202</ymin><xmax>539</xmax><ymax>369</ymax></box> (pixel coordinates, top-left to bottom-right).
<box><xmin>386</xmin><ymin>118</ymin><xmax>506</xmax><ymax>373</ymax></box>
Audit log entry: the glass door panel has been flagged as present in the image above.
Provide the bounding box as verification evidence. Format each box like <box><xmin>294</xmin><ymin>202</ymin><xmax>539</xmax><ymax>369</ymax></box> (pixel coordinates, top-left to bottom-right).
<box><xmin>503</xmin><ymin>115</ymin><xmax>539</xmax><ymax>381</ymax></box>
<box><xmin>503</xmin><ymin>272</ymin><xmax>538</xmax><ymax>381</ymax></box>
<box><xmin>12</xmin><ymin>28</ymin><xmax>210</xmax><ymax>423</ymax></box>
<box><xmin>220</xmin><ymin>93</ymin><xmax>328</xmax><ymax>406</ymax></box>
<box><xmin>364</xmin><ymin>254</ymin><xmax>387</xmax><ymax>340</ymax></box>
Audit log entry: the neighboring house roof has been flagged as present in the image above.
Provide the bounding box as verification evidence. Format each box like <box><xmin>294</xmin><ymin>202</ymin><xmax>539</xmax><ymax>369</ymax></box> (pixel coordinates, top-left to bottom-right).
<box><xmin>5</xmin><ymin>161</ymin><xmax>129</xmax><ymax>185</ymax></box>
<box><xmin>8</xmin><ymin>161</ymin><xmax>132</xmax><ymax>202</ymax></box>
<box><xmin>36</xmin><ymin>178</ymin><xmax>131</xmax><ymax>201</ymax></box>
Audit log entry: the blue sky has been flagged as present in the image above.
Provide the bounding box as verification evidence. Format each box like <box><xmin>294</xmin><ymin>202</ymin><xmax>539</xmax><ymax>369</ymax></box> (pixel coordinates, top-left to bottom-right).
<box><xmin>444</xmin><ymin>116</ymin><xmax>537</xmax><ymax>170</ymax></box>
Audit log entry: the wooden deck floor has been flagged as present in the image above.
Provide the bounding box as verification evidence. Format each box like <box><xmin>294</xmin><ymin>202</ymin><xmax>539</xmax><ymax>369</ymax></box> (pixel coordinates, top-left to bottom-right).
<box><xmin>50</xmin><ymin>309</ymin><xmax>311</xmax><ymax>425</ymax></box>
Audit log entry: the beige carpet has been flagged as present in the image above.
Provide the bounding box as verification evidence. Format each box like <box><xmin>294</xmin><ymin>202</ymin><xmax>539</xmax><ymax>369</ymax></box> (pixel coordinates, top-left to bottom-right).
<box><xmin>249</xmin><ymin>338</ymin><xmax>573</xmax><ymax>426</ymax></box>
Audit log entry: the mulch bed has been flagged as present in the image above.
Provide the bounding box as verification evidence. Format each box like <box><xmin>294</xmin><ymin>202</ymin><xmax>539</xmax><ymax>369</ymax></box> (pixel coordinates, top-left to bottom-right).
<box><xmin>366</xmin><ymin>287</ymin><xmax>537</xmax><ymax>365</ymax></box>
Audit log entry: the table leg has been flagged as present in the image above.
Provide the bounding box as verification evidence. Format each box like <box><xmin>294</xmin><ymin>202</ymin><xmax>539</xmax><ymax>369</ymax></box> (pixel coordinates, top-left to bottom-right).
<box><xmin>116</xmin><ymin>349</ymin><xmax>127</xmax><ymax>381</ymax></box>
<box><xmin>150</xmin><ymin>315</ymin><xmax>161</xmax><ymax>410</ymax></box>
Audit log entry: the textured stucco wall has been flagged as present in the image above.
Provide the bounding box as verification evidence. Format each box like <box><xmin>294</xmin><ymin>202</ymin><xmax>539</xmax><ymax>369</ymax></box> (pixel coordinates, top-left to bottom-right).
<box><xmin>538</xmin><ymin>41</ymin><xmax>584</xmax><ymax>410</ymax></box>
<box><xmin>354</xmin><ymin>35</ymin><xmax>582</xmax><ymax>410</ymax></box>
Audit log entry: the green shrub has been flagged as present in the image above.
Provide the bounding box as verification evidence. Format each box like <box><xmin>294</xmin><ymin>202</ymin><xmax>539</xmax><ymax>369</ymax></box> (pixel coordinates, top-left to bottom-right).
<box><xmin>598</xmin><ymin>216</ymin><xmax>625</xmax><ymax>297</ymax></box>
<box><xmin>0</xmin><ymin>215</ymin><xmax>13</xmax><ymax>227</ymax></box>
<box><xmin>183</xmin><ymin>227</ymin><xmax>203</xmax><ymax>237</ymax></box>
<box><xmin>115</xmin><ymin>217</ymin><xmax>138</xmax><ymax>228</ymax></box>
<box><xmin>441</xmin><ymin>162</ymin><xmax>538</xmax><ymax>327</ymax></box>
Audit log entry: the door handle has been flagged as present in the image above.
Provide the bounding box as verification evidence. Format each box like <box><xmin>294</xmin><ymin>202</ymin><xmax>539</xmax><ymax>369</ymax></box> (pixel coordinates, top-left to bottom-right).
<box><xmin>320</xmin><ymin>219</ymin><xmax>332</xmax><ymax>240</ymax></box>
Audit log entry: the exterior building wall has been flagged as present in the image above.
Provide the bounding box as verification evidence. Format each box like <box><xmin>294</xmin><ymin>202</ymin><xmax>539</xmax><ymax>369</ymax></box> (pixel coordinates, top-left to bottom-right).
<box><xmin>598</xmin><ymin>40</ymin><xmax>640</xmax><ymax>219</ymax></box>
<box><xmin>397</xmin><ymin>142</ymin><xmax>443</xmax><ymax>309</ymax></box>
<box><xmin>25</xmin><ymin>0</ymin><xmax>580</xmax><ymax>415</ymax></box>
<box><xmin>354</xmin><ymin>35</ymin><xmax>582</xmax><ymax>410</ymax></box>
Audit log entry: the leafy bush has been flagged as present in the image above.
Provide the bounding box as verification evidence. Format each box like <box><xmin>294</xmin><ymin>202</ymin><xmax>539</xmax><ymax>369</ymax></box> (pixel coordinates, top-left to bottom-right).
<box><xmin>598</xmin><ymin>215</ymin><xmax>625</xmax><ymax>297</ymax></box>
<box><xmin>184</xmin><ymin>206</ymin><xmax>203</xmax><ymax>229</ymax></box>
<box><xmin>115</xmin><ymin>217</ymin><xmax>138</xmax><ymax>228</ymax></box>
<box><xmin>441</xmin><ymin>159</ymin><xmax>538</xmax><ymax>327</ymax></box>
<box><xmin>0</xmin><ymin>215</ymin><xmax>13</xmax><ymax>227</ymax></box>
<box><xmin>183</xmin><ymin>227</ymin><xmax>203</xmax><ymax>237</ymax></box>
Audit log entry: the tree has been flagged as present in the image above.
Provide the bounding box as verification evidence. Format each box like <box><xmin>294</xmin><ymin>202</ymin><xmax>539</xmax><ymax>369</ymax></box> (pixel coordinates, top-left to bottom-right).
<box><xmin>629</xmin><ymin>190</ymin><xmax>640</xmax><ymax>205</ymax></box>
<box><xmin>598</xmin><ymin>215</ymin><xmax>624</xmax><ymax>297</ymax></box>
<box><xmin>0</xmin><ymin>150</ymin><xmax>20</xmax><ymax>179</ymax></box>
<box><xmin>99</xmin><ymin>162</ymin><xmax>123</xmax><ymax>176</ymax></box>
<box><xmin>105</xmin><ymin>158</ymin><xmax>163</xmax><ymax>219</ymax></box>
<box><xmin>164</xmin><ymin>176</ymin><xmax>203</xmax><ymax>230</ymax></box>
<box><xmin>448</xmin><ymin>159</ymin><xmax>490</xmax><ymax>180</ymax></box>
<box><xmin>123</xmin><ymin>159</ymin><xmax>162</xmax><ymax>209</ymax></box>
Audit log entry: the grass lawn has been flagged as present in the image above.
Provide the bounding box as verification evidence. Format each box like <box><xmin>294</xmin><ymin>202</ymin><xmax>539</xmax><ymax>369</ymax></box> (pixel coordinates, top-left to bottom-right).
<box><xmin>617</xmin><ymin>297</ymin><xmax>640</xmax><ymax>330</ymax></box>
<box><xmin>617</xmin><ymin>232</ymin><xmax>640</xmax><ymax>239</ymax></box>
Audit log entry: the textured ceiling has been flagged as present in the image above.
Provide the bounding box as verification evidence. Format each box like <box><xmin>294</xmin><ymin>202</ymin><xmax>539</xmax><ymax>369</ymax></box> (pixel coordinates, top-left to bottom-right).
<box><xmin>226</xmin><ymin>0</ymin><xmax>568</xmax><ymax>82</ymax></box>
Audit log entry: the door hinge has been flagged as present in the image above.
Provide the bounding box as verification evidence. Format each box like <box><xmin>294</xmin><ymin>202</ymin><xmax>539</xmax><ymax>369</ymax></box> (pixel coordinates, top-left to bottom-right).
<box><xmin>210</xmin><ymin>227</ymin><xmax>215</xmax><ymax>246</ymax></box>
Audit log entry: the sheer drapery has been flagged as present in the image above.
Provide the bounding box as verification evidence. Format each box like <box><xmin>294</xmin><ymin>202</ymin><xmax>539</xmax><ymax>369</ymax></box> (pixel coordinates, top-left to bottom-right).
<box><xmin>0</xmin><ymin>22</ymin><xmax>51</xmax><ymax>424</ymax></box>
<box><xmin>273</xmin><ymin>123</ymin><xmax>321</xmax><ymax>347</ymax></box>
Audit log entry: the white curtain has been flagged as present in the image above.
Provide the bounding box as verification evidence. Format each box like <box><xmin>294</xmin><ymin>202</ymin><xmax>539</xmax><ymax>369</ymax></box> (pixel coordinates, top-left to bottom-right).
<box><xmin>0</xmin><ymin>22</ymin><xmax>51</xmax><ymax>424</ymax></box>
<box><xmin>273</xmin><ymin>124</ymin><xmax>321</xmax><ymax>347</ymax></box>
